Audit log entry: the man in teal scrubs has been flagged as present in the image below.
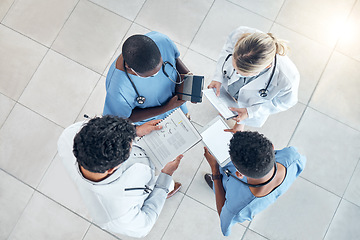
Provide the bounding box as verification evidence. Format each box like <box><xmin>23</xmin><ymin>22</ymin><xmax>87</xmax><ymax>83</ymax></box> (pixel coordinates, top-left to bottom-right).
<box><xmin>103</xmin><ymin>32</ymin><xmax>190</xmax><ymax>125</ymax></box>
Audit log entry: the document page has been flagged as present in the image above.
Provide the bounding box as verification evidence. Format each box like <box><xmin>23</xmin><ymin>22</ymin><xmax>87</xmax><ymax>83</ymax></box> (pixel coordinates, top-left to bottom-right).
<box><xmin>137</xmin><ymin>108</ymin><xmax>202</xmax><ymax>168</ymax></box>
<box><xmin>201</xmin><ymin>117</ymin><xmax>233</xmax><ymax>166</ymax></box>
<box><xmin>203</xmin><ymin>87</ymin><xmax>238</xmax><ymax>120</ymax></box>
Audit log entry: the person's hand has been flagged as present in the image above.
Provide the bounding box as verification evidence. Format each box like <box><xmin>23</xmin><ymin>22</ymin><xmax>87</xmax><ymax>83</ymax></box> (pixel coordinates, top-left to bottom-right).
<box><xmin>161</xmin><ymin>155</ymin><xmax>183</xmax><ymax>176</ymax></box>
<box><xmin>165</xmin><ymin>95</ymin><xmax>186</xmax><ymax>111</ymax></box>
<box><xmin>207</xmin><ymin>81</ymin><xmax>222</xmax><ymax>97</ymax></box>
<box><xmin>229</xmin><ymin>107</ymin><xmax>248</xmax><ymax>122</ymax></box>
<box><xmin>136</xmin><ymin>120</ymin><xmax>162</xmax><ymax>137</ymax></box>
<box><xmin>204</xmin><ymin>147</ymin><xmax>219</xmax><ymax>173</ymax></box>
<box><xmin>224</xmin><ymin>122</ymin><xmax>244</xmax><ymax>133</ymax></box>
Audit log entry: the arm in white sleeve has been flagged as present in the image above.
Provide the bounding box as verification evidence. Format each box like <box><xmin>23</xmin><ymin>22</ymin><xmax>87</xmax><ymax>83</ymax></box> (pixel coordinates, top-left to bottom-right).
<box><xmin>246</xmin><ymin>79</ymin><xmax>299</xmax><ymax>120</ymax></box>
<box><xmin>105</xmin><ymin>172</ymin><xmax>172</xmax><ymax>238</ymax></box>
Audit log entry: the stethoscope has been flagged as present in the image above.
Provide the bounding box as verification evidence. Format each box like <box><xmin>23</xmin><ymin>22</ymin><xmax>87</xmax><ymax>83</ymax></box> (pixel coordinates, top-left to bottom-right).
<box><xmin>222</xmin><ymin>54</ymin><xmax>277</xmax><ymax>98</ymax></box>
<box><xmin>124</xmin><ymin>60</ymin><xmax>182</xmax><ymax>104</ymax></box>
<box><xmin>125</xmin><ymin>185</ymin><xmax>153</xmax><ymax>193</ymax></box>
<box><xmin>223</xmin><ymin>162</ymin><xmax>277</xmax><ymax>188</ymax></box>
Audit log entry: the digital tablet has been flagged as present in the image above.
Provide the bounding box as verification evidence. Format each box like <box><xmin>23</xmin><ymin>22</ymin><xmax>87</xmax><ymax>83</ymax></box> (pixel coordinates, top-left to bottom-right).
<box><xmin>201</xmin><ymin>116</ymin><xmax>233</xmax><ymax>167</ymax></box>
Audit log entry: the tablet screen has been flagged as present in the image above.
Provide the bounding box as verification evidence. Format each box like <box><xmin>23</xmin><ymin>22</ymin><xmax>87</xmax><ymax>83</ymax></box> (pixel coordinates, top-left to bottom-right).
<box><xmin>201</xmin><ymin>119</ymin><xmax>233</xmax><ymax>164</ymax></box>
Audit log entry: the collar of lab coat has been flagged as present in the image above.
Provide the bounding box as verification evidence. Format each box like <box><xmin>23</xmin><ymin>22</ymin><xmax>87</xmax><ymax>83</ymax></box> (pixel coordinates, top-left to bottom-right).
<box><xmin>77</xmin><ymin>145</ymin><xmax>152</xmax><ymax>185</ymax></box>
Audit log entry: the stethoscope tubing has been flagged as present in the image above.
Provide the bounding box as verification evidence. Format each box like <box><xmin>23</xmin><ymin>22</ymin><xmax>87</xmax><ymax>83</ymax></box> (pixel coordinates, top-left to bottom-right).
<box><xmin>124</xmin><ymin>60</ymin><xmax>182</xmax><ymax>104</ymax></box>
<box><xmin>222</xmin><ymin>54</ymin><xmax>277</xmax><ymax>98</ymax></box>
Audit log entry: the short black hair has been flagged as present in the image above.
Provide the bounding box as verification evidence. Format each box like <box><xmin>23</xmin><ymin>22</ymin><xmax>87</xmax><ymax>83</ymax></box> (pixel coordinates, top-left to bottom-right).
<box><xmin>122</xmin><ymin>34</ymin><xmax>161</xmax><ymax>74</ymax></box>
<box><xmin>73</xmin><ymin>116</ymin><xmax>136</xmax><ymax>173</ymax></box>
<box><xmin>229</xmin><ymin>131</ymin><xmax>275</xmax><ymax>179</ymax></box>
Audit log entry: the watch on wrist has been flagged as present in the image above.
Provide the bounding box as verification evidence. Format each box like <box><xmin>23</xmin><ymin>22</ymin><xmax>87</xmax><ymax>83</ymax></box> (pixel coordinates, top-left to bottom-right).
<box><xmin>212</xmin><ymin>174</ymin><xmax>222</xmax><ymax>180</ymax></box>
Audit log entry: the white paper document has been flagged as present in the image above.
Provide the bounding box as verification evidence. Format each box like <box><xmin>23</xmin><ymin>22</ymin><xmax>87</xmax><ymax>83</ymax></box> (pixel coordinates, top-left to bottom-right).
<box><xmin>203</xmin><ymin>87</ymin><xmax>238</xmax><ymax>120</ymax></box>
<box><xmin>201</xmin><ymin>116</ymin><xmax>233</xmax><ymax>167</ymax></box>
<box><xmin>136</xmin><ymin>108</ymin><xmax>202</xmax><ymax>169</ymax></box>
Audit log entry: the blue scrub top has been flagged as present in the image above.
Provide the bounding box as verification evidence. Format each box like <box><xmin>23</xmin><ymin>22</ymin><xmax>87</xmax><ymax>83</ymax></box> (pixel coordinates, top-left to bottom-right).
<box><xmin>218</xmin><ymin>147</ymin><xmax>306</xmax><ymax>236</ymax></box>
<box><xmin>103</xmin><ymin>31</ymin><xmax>188</xmax><ymax>125</ymax></box>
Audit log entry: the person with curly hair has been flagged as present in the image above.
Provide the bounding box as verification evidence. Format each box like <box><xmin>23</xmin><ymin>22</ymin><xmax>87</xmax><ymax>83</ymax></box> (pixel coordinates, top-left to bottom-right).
<box><xmin>58</xmin><ymin>116</ymin><xmax>182</xmax><ymax>238</ymax></box>
<box><xmin>204</xmin><ymin>131</ymin><xmax>306</xmax><ymax>236</ymax></box>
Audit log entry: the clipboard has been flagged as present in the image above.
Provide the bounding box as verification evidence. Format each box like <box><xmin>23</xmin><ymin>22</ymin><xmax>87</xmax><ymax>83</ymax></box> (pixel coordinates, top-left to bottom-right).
<box><xmin>136</xmin><ymin>108</ymin><xmax>202</xmax><ymax>169</ymax></box>
<box><xmin>201</xmin><ymin>116</ymin><xmax>233</xmax><ymax>167</ymax></box>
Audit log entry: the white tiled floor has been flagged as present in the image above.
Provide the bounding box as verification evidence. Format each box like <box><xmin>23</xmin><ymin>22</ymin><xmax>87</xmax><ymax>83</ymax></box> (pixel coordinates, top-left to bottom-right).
<box><xmin>1</xmin><ymin>0</ymin><xmax>360</xmax><ymax>239</ymax></box>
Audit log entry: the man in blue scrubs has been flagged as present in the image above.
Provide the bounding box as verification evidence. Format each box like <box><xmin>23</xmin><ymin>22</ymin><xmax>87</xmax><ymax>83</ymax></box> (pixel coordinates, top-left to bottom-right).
<box><xmin>103</xmin><ymin>32</ymin><xmax>190</xmax><ymax>125</ymax></box>
<box><xmin>204</xmin><ymin>131</ymin><xmax>306</xmax><ymax>236</ymax></box>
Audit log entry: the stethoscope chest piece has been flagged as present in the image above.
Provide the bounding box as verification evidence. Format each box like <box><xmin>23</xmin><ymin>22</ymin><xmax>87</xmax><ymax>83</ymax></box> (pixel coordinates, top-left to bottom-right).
<box><xmin>136</xmin><ymin>96</ymin><xmax>146</xmax><ymax>105</ymax></box>
<box><xmin>258</xmin><ymin>89</ymin><xmax>268</xmax><ymax>98</ymax></box>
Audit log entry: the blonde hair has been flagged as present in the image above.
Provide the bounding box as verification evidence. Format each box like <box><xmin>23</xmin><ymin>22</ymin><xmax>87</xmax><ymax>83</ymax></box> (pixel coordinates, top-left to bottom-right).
<box><xmin>233</xmin><ymin>32</ymin><xmax>288</xmax><ymax>74</ymax></box>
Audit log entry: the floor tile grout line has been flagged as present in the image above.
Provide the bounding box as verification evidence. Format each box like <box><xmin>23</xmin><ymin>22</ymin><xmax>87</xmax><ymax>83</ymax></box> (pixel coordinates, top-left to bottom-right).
<box><xmin>12</xmin><ymin>46</ymin><xmax>50</xmax><ymax>103</ymax></box>
<box><xmin>240</xmin><ymin>226</ymin><xmax>250</xmax><ymax>240</ymax></box>
<box><xmin>160</xmin><ymin>192</ymin><xmax>187</xmax><ymax>240</ymax></box>
<box><xmin>5</xmin><ymin>185</ymin><xmax>37</xmax><ymax>240</ymax></box>
<box><xmin>49</xmin><ymin>48</ymin><xmax>104</xmax><ymax>75</ymax></box>
<box><xmin>340</xmin><ymin>157</ymin><xmax>360</xmax><ymax>200</ymax></box>
<box><xmin>333</xmin><ymin>0</ymin><xmax>359</xmax><ymax>51</ymax></box>
<box><xmin>285</xmin><ymin>103</ymin><xmax>307</xmax><ymax>147</ymax></box>
<box><xmin>185</xmin><ymin>0</ymin><xmax>216</xmax><ymax>49</ymax></box>
<box><xmin>82</xmin><ymin>0</ymin><xmax>152</xmax><ymax>77</ymax></box>
<box><xmin>14</xmin><ymin>102</ymin><xmax>65</xmax><ymax>129</ymax></box>
<box><xmin>304</xmin><ymin>0</ymin><xmax>359</xmax><ymax>108</ymax></box>
<box><xmin>83</xmin><ymin>0</ymin><xmax>142</xmax><ymax>77</ymax></box>
<box><xmin>241</xmin><ymin>227</ymin><xmax>271</xmax><ymax>240</ymax></box>
<box><xmin>133</xmin><ymin>0</ymin><xmax>149</xmax><ymax>23</ymax></box>
<box><xmin>160</xmin><ymin>157</ymin><xmax>207</xmax><ymax>239</ymax></box>
<box><xmin>182</xmin><ymin>156</ymin><xmax>206</xmax><ymax>195</ymax></box>
<box><xmin>84</xmin><ymin>0</ymin><xmax>133</xmax><ymax>22</ymax></box>
<box><xmin>297</xmin><ymin>175</ymin><xmax>360</xmax><ymax>206</ymax></box>
<box><xmin>80</xmin><ymin>223</ymin><xmax>92</xmax><ymax>240</ymax></box>
<box><xmin>0</xmin><ymin>23</ymin><xmax>51</xmax><ymax>48</ymax></box>
<box><xmin>273</xmin><ymin>0</ymin><xmax>287</xmax><ymax>23</ymax></box>
<box><xmin>322</xmin><ymin>157</ymin><xmax>360</xmax><ymax>239</ymax></box>
<box><xmin>0</xmin><ymin>0</ymin><xmax>16</xmax><ymax>23</ymax></box>
<box><xmin>73</xmin><ymin>74</ymin><xmax>103</xmax><ymax>121</ymax></box>
<box><xmin>34</xmin><ymin>151</ymin><xmax>58</xmax><ymax>190</ymax></box>
<box><xmin>322</xmin><ymin>198</ymin><xmax>343</xmax><ymax>240</ymax></box>
<box><xmin>0</xmin><ymin>169</ymin><xmax>98</xmax><ymax>239</ymax></box>
<box><xmin>224</xmin><ymin>0</ymin><xmax>278</xmax><ymax>23</ymax></box>
<box><xmin>286</xmin><ymin>48</ymin><xmax>336</xmax><ymax>147</ymax></box>
<box><xmin>268</xmin><ymin>0</ymin><xmax>287</xmax><ymax>33</ymax></box>
<box><xmin>306</xmin><ymin>105</ymin><xmax>360</xmax><ymax>132</ymax></box>
<box><xmin>48</xmin><ymin>0</ymin><xmax>81</xmax><ymax>49</ymax></box>
<box><xmin>1</xmin><ymin>32</ymin><xmax>52</xmax><ymax>110</ymax></box>
<box><xmin>0</xmin><ymin>98</ymin><xmax>16</xmax><ymax>131</ymax></box>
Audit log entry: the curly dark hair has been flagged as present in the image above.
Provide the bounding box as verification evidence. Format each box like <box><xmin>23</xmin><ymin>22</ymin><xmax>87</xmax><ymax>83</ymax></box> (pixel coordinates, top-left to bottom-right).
<box><xmin>73</xmin><ymin>116</ymin><xmax>136</xmax><ymax>173</ymax></box>
<box><xmin>122</xmin><ymin>34</ymin><xmax>161</xmax><ymax>74</ymax></box>
<box><xmin>229</xmin><ymin>131</ymin><xmax>275</xmax><ymax>179</ymax></box>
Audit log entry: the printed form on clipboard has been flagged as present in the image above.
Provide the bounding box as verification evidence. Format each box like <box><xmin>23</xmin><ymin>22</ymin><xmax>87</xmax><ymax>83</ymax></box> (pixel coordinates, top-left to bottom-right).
<box><xmin>203</xmin><ymin>86</ymin><xmax>238</xmax><ymax>120</ymax></box>
<box><xmin>136</xmin><ymin>108</ymin><xmax>202</xmax><ymax>169</ymax></box>
<box><xmin>201</xmin><ymin>116</ymin><xmax>233</xmax><ymax>167</ymax></box>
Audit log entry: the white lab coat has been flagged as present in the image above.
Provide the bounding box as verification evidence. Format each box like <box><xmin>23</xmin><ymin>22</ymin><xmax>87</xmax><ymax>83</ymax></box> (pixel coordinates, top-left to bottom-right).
<box><xmin>213</xmin><ymin>26</ymin><xmax>300</xmax><ymax>127</ymax></box>
<box><xmin>57</xmin><ymin>122</ymin><xmax>172</xmax><ymax>238</ymax></box>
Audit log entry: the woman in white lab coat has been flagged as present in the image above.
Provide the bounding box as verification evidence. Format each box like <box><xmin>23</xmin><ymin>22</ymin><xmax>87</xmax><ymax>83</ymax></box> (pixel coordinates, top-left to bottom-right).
<box><xmin>208</xmin><ymin>26</ymin><xmax>299</xmax><ymax>131</ymax></box>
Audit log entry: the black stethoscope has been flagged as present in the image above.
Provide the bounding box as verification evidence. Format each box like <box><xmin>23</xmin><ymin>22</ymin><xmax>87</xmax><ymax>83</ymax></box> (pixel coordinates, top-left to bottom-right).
<box><xmin>223</xmin><ymin>162</ymin><xmax>277</xmax><ymax>188</ymax></box>
<box><xmin>123</xmin><ymin>60</ymin><xmax>182</xmax><ymax>104</ymax></box>
<box><xmin>222</xmin><ymin>54</ymin><xmax>277</xmax><ymax>98</ymax></box>
<box><xmin>125</xmin><ymin>185</ymin><xmax>153</xmax><ymax>193</ymax></box>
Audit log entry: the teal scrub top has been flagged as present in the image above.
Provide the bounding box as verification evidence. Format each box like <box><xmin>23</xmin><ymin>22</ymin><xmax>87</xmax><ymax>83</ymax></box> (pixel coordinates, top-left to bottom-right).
<box><xmin>103</xmin><ymin>31</ymin><xmax>187</xmax><ymax>125</ymax></box>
